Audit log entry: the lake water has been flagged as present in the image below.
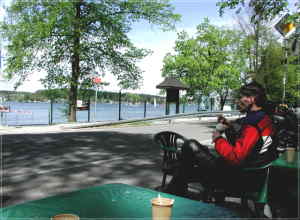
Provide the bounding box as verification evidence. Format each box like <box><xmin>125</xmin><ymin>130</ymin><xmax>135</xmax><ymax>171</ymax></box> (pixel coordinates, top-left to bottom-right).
<box><xmin>0</xmin><ymin>102</ymin><xmax>202</xmax><ymax>126</ymax></box>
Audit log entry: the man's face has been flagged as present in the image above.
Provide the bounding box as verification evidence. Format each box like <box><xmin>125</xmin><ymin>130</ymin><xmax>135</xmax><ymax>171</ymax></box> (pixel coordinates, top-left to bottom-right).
<box><xmin>236</xmin><ymin>100</ymin><xmax>246</xmax><ymax>113</ymax></box>
<box><xmin>239</xmin><ymin>95</ymin><xmax>255</xmax><ymax>112</ymax></box>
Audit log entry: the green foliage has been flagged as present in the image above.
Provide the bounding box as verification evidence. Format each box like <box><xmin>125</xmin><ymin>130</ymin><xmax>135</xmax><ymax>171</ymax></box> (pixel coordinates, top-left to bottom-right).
<box><xmin>0</xmin><ymin>89</ymin><xmax>165</xmax><ymax>104</ymax></box>
<box><xmin>0</xmin><ymin>0</ymin><xmax>180</xmax><ymax>121</ymax></box>
<box><xmin>162</xmin><ymin>18</ymin><xmax>244</xmax><ymax>110</ymax></box>
<box><xmin>0</xmin><ymin>90</ymin><xmax>34</xmax><ymax>102</ymax></box>
<box><xmin>217</xmin><ymin>0</ymin><xmax>298</xmax><ymax>24</ymax></box>
<box><xmin>256</xmin><ymin>40</ymin><xmax>300</xmax><ymax>105</ymax></box>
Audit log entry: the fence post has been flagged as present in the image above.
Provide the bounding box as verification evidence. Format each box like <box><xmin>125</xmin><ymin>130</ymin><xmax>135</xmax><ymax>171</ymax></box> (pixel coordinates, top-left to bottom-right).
<box><xmin>165</xmin><ymin>102</ymin><xmax>170</xmax><ymax>115</ymax></box>
<box><xmin>48</xmin><ymin>99</ymin><xmax>53</xmax><ymax>125</ymax></box>
<box><xmin>144</xmin><ymin>100</ymin><xmax>147</xmax><ymax>118</ymax></box>
<box><xmin>118</xmin><ymin>90</ymin><xmax>122</xmax><ymax>120</ymax></box>
<box><xmin>197</xmin><ymin>99</ymin><xmax>200</xmax><ymax>112</ymax></box>
<box><xmin>0</xmin><ymin>112</ymin><xmax>3</xmax><ymax>126</ymax></box>
<box><xmin>87</xmin><ymin>98</ymin><xmax>91</xmax><ymax>122</ymax></box>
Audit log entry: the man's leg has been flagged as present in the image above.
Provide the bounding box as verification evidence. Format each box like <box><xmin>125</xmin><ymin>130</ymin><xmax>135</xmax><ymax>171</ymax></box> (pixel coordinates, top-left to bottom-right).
<box><xmin>183</xmin><ymin>139</ymin><xmax>217</xmax><ymax>168</ymax></box>
<box><xmin>166</xmin><ymin>139</ymin><xmax>217</xmax><ymax>196</ymax></box>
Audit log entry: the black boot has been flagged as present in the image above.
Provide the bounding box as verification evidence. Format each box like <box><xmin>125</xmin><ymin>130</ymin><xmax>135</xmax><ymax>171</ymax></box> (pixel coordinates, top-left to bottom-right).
<box><xmin>165</xmin><ymin>177</ymin><xmax>188</xmax><ymax>197</ymax></box>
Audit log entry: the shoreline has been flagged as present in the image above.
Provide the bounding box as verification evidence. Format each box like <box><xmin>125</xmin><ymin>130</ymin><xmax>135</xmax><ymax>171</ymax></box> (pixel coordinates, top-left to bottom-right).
<box><xmin>0</xmin><ymin>115</ymin><xmax>241</xmax><ymax>135</ymax></box>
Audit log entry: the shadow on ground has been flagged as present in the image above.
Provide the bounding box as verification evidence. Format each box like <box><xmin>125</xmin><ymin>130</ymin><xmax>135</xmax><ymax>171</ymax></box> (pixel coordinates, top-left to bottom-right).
<box><xmin>1</xmin><ymin>124</ymin><xmax>261</xmax><ymax>218</ymax></box>
<box><xmin>2</xmin><ymin>131</ymin><xmax>162</xmax><ymax>207</ymax></box>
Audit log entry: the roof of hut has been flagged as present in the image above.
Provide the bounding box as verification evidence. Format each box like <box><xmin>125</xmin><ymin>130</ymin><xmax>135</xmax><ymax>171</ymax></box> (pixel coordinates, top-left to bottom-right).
<box><xmin>156</xmin><ymin>77</ymin><xmax>188</xmax><ymax>90</ymax></box>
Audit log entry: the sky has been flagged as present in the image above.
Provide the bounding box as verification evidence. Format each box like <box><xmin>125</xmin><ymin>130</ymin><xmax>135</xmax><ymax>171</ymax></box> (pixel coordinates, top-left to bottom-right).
<box><xmin>0</xmin><ymin>0</ymin><xmax>297</xmax><ymax>95</ymax></box>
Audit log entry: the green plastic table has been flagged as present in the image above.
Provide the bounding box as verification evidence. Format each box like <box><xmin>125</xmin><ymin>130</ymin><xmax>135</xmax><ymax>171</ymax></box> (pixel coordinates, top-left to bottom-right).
<box><xmin>271</xmin><ymin>151</ymin><xmax>299</xmax><ymax>169</ymax></box>
<box><xmin>210</xmin><ymin>149</ymin><xmax>299</xmax><ymax>169</ymax></box>
<box><xmin>0</xmin><ymin>183</ymin><xmax>242</xmax><ymax>219</ymax></box>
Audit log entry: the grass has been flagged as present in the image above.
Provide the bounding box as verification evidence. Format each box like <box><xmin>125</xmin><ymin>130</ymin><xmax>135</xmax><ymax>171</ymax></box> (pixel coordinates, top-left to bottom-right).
<box><xmin>101</xmin><ymin>120</ymin><xmax>153</xmax><ymax>128</ymax></box>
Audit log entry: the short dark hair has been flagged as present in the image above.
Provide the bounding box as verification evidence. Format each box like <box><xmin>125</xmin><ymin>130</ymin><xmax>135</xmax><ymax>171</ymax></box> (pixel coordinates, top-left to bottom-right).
<box><xmin>239</xmin><ymin>81</ymin><xmax>267</xmax><ymax>107</ymax></box>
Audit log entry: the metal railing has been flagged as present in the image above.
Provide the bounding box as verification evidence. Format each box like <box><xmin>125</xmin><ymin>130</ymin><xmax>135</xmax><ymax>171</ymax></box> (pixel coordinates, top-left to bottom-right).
<box><xmin>62</xmin><ymin>110</ymin><xmax>242</xmax><ymax>129</ymax></box>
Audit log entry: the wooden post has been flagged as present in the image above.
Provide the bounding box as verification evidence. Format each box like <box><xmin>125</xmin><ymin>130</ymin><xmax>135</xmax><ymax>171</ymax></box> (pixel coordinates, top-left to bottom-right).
<box><xmin>165</xmin><ymin>102</ymin><xmax>170</xmax><ymax>115</ymax></box>
<box><xmin>210</xmin><ymin>97</ymin><xmax>214</xmax><ymax>111</ymax></box>
<box><xmin>144</xmin><ymin>100</ymin><xmax>147</xmax><ymax>118</ymax></box>
<box><xmin>176</xmin><ymin>100</ymin><xmax>179</xmax><ymax>114</ymax></box>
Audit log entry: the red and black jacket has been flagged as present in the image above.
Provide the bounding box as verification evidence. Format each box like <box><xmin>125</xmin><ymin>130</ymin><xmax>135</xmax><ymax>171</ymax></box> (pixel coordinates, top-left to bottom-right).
<box><xmin>214</xmin><ymin>110</ymin><xmax>276</xmax><ymax>167</ymax></box>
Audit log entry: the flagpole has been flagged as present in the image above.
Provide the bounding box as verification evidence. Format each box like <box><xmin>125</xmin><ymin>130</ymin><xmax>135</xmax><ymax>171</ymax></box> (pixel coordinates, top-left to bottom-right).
<box><xmin>282</xmin><ymin>39</ymin><xmax>288</xmax><ymax>104</ymax></box>
<box><xmin>94</xmin><ymin>86</ymin><xmax>97</xmax><ymax>121</ymax></box>
<box><xmin>92</xmin><ymin>76</ymin><xmax>102</xmax><ymax>122</ymax></box>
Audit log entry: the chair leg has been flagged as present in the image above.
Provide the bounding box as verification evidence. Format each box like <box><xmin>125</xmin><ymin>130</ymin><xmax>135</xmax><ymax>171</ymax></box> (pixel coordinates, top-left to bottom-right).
<box><xmin>213</xmin><ymin>191</ymin><xmax>226</xmax><ymax>203</ymax></box>
<box><xmin>202</xmin><ymin>188</ymin><xmax>214</xmax><ymax>203</ymax></box>
<box><xmin>161</xmin><ymin>173</ymin><xmax>167</xmax><ymax>188</ymax></box>
<box><xmin>254</xmin><ymin>202</ymin><xmax>268</xmax><ymax>218</ymax></box>
<box><xmin>241</xmin><ymin>197</ymin><xmax>248</xmax><ymax>208</ymax></box>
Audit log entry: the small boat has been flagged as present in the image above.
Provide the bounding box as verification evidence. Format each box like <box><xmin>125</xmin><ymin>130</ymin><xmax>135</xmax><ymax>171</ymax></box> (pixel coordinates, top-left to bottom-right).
<box><xmin>154</xmin><ymin>97</ymin><xmax>157</xmax><ymax>108</ymax></box>
<box><xmin>0</xmin><ymin>105</ymin><xmax>10</xmax><ymax>113</ymax></box>
<box><xmin>76</xmin><ymin>100</ymin><xmax>89</xmax><ymax>111</ymax></box>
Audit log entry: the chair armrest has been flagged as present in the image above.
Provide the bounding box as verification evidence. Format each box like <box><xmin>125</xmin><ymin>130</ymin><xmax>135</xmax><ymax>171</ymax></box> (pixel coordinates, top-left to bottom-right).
<box><xmin>160</xmin><ymin>145</ymin><xmax>178</xmax><ymax>152</ymax></box>
<box><xmin>243</xmin><ymin>163</ymin><xmax>272</xmax><ymax>171</ymax></box>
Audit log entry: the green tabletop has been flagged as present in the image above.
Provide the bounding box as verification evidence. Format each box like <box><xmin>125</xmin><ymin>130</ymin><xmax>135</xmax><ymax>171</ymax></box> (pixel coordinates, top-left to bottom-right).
<box><xmin>0</xmin><ymin>183</ymin><xmax>242</xmax><ymax>219</ymax></box>
<box><xmin>210</xmin><ymin>149</ymin><xmax>299</xmax><ymax>169</ymax></box>
<box><xmin>271</xmin><ymin>151</ymin><xmax>299</xmax><ymax>169</ymax></box>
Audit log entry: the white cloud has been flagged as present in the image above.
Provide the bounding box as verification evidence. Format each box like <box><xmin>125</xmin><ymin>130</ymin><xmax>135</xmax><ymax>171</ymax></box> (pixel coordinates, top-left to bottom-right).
<box><xmin>17</xmin><ymin>72</ymin><xmax>46</xmax><ymax>92</ymax></box>
<box><xmin>103</xmin><ymin>36</ymin><xmax>176</xmax><ymax>95</ymax></box>
<box><xmin>212</xmin><ymin>17</ymin><xmax>238</xmax><ymax>28</ymax></box>
<box><xmin>0</xmin><ymin>8</ymin><xmax>5</xmax><ymax>21</ymax></box>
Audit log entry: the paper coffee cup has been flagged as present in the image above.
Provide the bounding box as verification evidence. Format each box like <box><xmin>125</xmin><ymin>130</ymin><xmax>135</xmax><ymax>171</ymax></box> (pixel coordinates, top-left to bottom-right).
<box><xmin>215</xmin><ymin>123</ymin><xmax>227</xmax><ymax>132</ymax></box>
<box><xmin>52</xmin><ymin>214</ymin><xmax>80</xmax><ymax>220</ymax></box>
<box><xmin>285</xmin><ymin>147</ymin><xmax>296</xmax><ymax>163</ymax></box>
<box><xmin>151</xmin><ymin>197</ymin><xmax>174</xmax><ymax>220</ymax></box>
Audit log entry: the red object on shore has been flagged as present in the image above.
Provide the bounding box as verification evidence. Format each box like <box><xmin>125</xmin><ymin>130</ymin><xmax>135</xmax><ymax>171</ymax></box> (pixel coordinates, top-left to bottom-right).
<box><xmin>0</xmin><ymin>105</ymin><xmax>10</xmax><ymax>113</ymax></box>
<box><xmin>92</xmin><ymin>77</ymin><xmax>102</xmax><ymax>84</ymax></box>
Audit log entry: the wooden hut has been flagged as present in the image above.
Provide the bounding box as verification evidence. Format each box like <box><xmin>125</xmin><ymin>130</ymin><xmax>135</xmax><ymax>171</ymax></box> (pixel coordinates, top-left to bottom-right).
<box><xmin>156</xmin><ymin>77</ymin><xmax>188</xmax><ymax>115</ymax></box>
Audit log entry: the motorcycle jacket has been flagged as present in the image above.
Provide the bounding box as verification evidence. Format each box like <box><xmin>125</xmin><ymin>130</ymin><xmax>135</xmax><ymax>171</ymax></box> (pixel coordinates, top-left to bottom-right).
<box><xmin>214</xmin><ymin>110</ymin><xmax>276</xmax><ymax>167</ymax></box>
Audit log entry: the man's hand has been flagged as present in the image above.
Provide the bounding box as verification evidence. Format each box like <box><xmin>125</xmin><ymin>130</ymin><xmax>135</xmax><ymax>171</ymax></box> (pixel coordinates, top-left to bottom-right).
<box><xmin>212</xmin><ymin>130</ymin><xmax>222</xmax><ymax>143</ymax></box>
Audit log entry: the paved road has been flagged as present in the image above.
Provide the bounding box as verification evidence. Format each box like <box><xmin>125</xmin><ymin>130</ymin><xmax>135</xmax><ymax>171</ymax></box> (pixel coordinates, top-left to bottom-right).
<box><xmin>1</xmin><ymin>119</ymin><xmax>218</xmax><ymax>207</ymax></box>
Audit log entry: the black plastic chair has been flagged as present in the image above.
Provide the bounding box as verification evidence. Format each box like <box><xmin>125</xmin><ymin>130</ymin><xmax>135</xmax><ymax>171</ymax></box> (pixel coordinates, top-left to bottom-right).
<box><xmin>206</xmin><ymin>150</ymin><xmax>275</xmax><ymax>218</ymax></box>
<box><xmin>154</xmin><ymin>131</ymin><xmax>187</xmax><ymax>188</ymax></box>
<box><xmin>211</xmin><ymin>164</ymin><xmax>272</xmax><ymax>217</ymax></box>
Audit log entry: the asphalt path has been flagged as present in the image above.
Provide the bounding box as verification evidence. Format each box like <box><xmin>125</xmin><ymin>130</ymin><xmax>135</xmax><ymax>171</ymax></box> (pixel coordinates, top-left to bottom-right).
<box><xmin>1</xmin><ymin>119</ymin><xmax>217</xmax><ymax>207</ymax></box>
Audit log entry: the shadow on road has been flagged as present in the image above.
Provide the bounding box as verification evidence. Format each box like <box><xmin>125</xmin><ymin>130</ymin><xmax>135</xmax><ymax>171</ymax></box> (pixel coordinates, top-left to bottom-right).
<box><xmin>2</xmin><ymin>131</ymin><xmax>162</xmax><ymax>207</ymax></box>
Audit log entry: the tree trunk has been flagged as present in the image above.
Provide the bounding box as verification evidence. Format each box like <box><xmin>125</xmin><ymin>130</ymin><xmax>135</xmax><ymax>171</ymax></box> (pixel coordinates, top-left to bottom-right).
<box><xmin>249</xmin><ymin>48</ymin><xmax>252</xmax><ymax>73</ymax></box>
<box><xmin>197</xmin><ymin>94</ymin><xmax>202</xmax><ymax>111</ymax></box>
<box><xmin>68</xmin><ymin>1</ymin><xmax>82</xmax><ymax>122</ymax></box>
<box><xmin>220</xmin><ymin>97</ymin><xmax>226</xmax><ymax>110</ymax></box>
<box><xmin>68</xmin><ymin>73</ymin><xmax>79</xmax><ymax>122</ymax></box>
<box><xmin>219</xmin><ymin>90</ymin><xmax>228</xmax><ymax>111</ymax></box>
<box><xmin>253</xmin><ymin>22</ymin><xmax>260</xmax><ymax>80</ymax></box>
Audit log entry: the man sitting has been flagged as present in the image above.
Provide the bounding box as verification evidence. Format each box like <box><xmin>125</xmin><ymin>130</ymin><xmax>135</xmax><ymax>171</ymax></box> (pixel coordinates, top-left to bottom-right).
<box><xmin>166</xmin><ymin>81</ymin><xmax>276</xmax><ymax>196</ymax></box>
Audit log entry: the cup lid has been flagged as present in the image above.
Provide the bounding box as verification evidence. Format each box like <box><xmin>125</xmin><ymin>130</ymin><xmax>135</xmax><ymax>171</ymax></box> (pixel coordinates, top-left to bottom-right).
<box><xmin>52</xmin><ymin>214</ymin><xmax>80</xmax><ymax>220</ymax></box>
<box><xmin>151</xmin><ymin>197</ymin><xmax>174</xmax><ymax>207</ymax></box>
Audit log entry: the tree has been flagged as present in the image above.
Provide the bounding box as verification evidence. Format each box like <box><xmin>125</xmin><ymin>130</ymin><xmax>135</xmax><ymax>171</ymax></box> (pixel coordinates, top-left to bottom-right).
<box><xmin>257</xmin><ymin>39</ymin><xmax>300</xmax><ymax>105</ymax></box>
<box><xmin>235</xmin><ymin>11</ymin><xmax>284</xmax><ymax>80</ymax></box>
<box><xmin>217</xmin><ymin>0</ymin><xmax>300</xmax><ymax>105</ymax></box>
<box><xmin>162</xmin><ymin>19</ymin><xmax>244</xmax><ymax>110</ymax></box>
<box><xmin>217</xmin><ymin>0</ymin><xmax>299</xmax><ymax>24</ymax></box>
<box><xmin>1</xmin><ymin>0</ymin><xmax>180</xmax><ymax>122</ymax></box>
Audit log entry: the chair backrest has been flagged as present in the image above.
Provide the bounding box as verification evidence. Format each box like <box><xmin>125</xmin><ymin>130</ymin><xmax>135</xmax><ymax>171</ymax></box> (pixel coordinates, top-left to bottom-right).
<box><xmin>154</xmin><ymin>131</ymin><xmax>186</xmax><ymax>151</ymax></box>
<box><xmin>154</xmin><ymin>131</ymin><xmax>186</xmax><ymax>164</ymax></box>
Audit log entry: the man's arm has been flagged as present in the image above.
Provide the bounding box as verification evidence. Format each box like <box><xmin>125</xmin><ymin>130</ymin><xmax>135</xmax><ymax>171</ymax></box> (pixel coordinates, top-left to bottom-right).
<box><xmin>213</xmin><ymin>125</ymin><xmax>260</xmax><ymax>165</ymax></box>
